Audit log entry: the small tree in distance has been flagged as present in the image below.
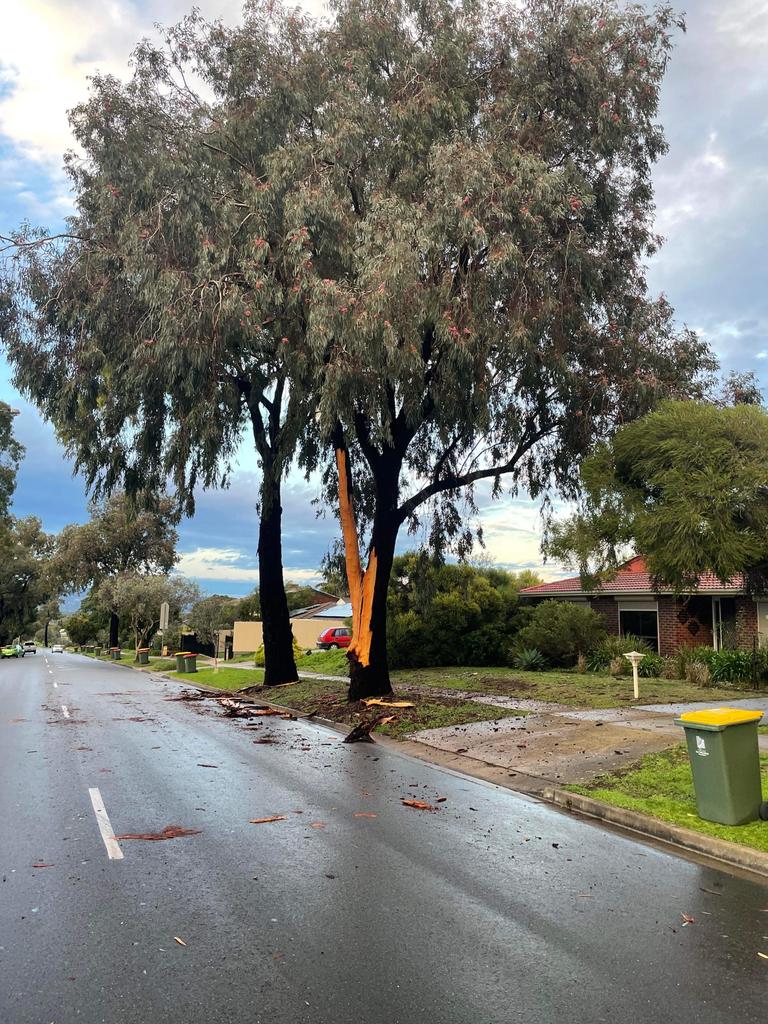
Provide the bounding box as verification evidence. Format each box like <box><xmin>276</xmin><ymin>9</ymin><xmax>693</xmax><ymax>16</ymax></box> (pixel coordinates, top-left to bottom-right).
<box><xmin>97</xmin><ymin>573</ymin><xmax>200</xmax><ymax>656</ymax></box>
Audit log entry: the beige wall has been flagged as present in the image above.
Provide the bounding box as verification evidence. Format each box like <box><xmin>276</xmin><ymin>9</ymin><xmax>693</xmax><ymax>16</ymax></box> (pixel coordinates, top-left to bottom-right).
<box><xmin>232</xmin><ymin>616</ymin><xmax>347</xmax><ymax>654</ymax></box>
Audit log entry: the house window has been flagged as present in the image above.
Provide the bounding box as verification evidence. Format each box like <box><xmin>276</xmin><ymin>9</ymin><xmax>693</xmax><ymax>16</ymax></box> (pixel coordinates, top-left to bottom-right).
<box><xmin>618</xmin><ymin>603</ymin><xmax>659</xmax><ymax>652</ymax></box>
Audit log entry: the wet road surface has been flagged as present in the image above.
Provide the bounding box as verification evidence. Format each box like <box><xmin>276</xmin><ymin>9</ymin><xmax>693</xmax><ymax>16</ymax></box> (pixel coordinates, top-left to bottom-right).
<box><xmin>1</xmin><ymin>652</ymin><xmax>767</xmax><ymax>1023</ymax></box>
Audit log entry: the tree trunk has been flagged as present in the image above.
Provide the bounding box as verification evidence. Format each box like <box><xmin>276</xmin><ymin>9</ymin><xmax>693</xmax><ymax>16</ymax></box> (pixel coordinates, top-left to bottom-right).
<box><xmin>335</xmin><ymin>443</ymin><xmax>400</xmax><ymax>701</ymax></box>
<box><xmin>109</xmin><ymin>611</ymin><xmax>119</xmax><ymax>649</ymax></box>
<box><xmin>258</xmin><ymin>463</ymin><xmax>298</xmax><ymax>686</ymax></box>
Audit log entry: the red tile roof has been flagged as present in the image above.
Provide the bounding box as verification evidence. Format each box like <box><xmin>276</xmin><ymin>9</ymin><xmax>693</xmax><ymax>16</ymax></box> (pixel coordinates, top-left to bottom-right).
<box><xmin>521</xmin><ymin>556</ymin><xmax>746</xmax><ymax>596</ymax></box>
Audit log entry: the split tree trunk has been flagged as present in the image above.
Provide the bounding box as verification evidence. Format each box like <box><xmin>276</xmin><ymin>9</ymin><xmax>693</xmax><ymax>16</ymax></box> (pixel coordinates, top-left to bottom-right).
<box><xmin>258</xmin><ymin>461</ymin><xmax>298</xmax><ymax>687</ymax></box>
<box><xmin>335</xmin><ymin>444</ymin><xmax>400</xmax><ymax>701</ymax></box>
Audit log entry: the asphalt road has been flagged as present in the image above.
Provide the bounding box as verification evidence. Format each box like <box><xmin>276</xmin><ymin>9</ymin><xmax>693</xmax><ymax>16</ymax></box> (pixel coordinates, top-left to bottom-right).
<box><xmin>1</xmin><ymin>653</ymin><xmax>767</xmax><ymax>1024</ymax></box>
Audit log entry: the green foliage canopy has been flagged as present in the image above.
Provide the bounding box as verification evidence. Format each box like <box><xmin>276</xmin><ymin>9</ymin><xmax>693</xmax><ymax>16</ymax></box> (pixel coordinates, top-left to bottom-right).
<box><xmin>387</xmin><ymin>551</ymin><xmax>536</xmax><ymax>666</ymax></box>
<box><xmin>546</xmin><ymin>401</ymin><xmax>768</xmax><ymax>593</ymax></box>
<box><xmin>514</xmin><ymin>599</ymin><xmax>607</xmax><ymax>666</ymax></box>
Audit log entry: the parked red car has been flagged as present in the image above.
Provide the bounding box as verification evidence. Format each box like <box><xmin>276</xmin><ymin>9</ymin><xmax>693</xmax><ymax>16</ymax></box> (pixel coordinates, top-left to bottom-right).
<box><xmin>317</xmin><ymin>626</ymin><xmax>352</xmax><ymax>650</ymax></box>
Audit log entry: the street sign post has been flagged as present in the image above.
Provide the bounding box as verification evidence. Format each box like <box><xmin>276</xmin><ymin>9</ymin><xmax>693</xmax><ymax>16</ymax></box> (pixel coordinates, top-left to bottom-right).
<box><xmin>159</xmin><ymin>601</ymin><xmax>170</xmax><ymax>632</ymax></box>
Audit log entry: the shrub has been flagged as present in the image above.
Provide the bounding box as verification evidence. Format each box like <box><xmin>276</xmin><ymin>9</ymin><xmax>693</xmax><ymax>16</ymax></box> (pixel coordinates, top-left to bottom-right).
<box><xmin>253</xmin><ymin>635</ymin><xmax>302</xmax><ymax>668</ymax></box>
<box><xmin>576</xmin><ymin>653</ymin><xmax>587</xmax><ymax>674</ymax></box>
<box><xmin>638</xmin><ymin>653</ymin><xmax>664</xmax><ymax>678</ymax></box>
<box><xmin>608</xmin><ymin>656</ymin><xmax>627</xmax><ymax>677</ymax></box>
<box><xmin>685</xmin><ymin>661</ymin><xmax>711</xmax><ymax>687</ymax></box>
<box><xmin>707</xmin><ymin>649</ymin><xmax>753</xmax><ymax>685</ymax></box>
<box><xmin>511</xmin><ymin>647</ymin><xmax>547</xmax><ymax>671</ymax></box>
<box><xmin>675</xmin><ymin>645</ymin><xmax>715</xmax><ymax>680</ymax></box>
<box><xmin>514</xmin><ymin>601</ymin><xmax>607</xmax><ymax>667</ymax></box>
<box><xmin>660</xmin><ymin>658</ymin><xmax>679</xmax><ymax>680</ymax></box>
<box><xmin>586</xmin><ymin>634</ymin><xmax>651</xmax><ymax>672</ymax></box>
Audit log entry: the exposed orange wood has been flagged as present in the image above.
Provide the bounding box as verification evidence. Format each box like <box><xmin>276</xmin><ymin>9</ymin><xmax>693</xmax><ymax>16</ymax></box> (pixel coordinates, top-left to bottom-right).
<box><xmin>334</xmin><ymin>445</ymin><xmax>375</xmax><ymax>668</ymax></box>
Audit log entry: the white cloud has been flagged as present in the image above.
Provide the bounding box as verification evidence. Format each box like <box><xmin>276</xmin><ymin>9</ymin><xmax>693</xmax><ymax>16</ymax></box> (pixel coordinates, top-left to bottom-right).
<box><xmin>175</xmin><ymin>545</ymin><xmax>321</xmax><ymax>584</ymax></box>
<box><xmin>0</xmin><ymin>1</ymin><xmax>328</xmax><ymax>166</ymax></box>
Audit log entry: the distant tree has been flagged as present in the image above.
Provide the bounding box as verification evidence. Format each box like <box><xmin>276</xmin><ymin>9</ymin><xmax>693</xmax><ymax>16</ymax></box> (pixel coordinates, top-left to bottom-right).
<box><xmin>0</xmin><ymin>402</ymin><xmax>23</xmax><ymax>519</ymax></box>
<box><xmin>546</xmin><ymin>401</ymin><xmax>768</xmax><ymax>592</ymax></box>
<box><xmin>235</xmin><ymin>589</ymin><xmax>261</xmax><ymax>622</ymax></box>
<box><xmin>64</xmin><ymin>610</ymin><xmax>97</xmax><ymax>647</ymax></box>
<box><xmin>285</xmin><ymin>584</ymin><xmax>327</xmax><ymax>612</ymax></box>
<box><xmin>49</xmin><ymin>494</ymin><xmax>177</xmax><ymax>647</ymax></box>
<box><xmin>96</xmin><ymin>573</ymin><xmax>200</xmax><ymax>656</ymax></box>
<box><xmin>32</xmin><ymin>598</ymin><xmax>62</xmax><ymax>647</ymax></box>
<box><xmin>0</xmin><ymin>517</ymin><xmax>56</xmax><ymax>643</ymax></box>
<box><xmin>187</xmin><ymin>594</ymin><xmax>239</xmax><ymax>649</ymax></box>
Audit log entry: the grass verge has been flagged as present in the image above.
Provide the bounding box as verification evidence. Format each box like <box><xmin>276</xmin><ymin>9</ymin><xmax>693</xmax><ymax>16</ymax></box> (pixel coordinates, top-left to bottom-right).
<box><xmin>566</xmin><ymin>746</ymin><xmax>768</xmax><ymax>853</ymax></box>
<box><xmin>392</xmin><ymin>666</ymin><xmax>766</xmax><ymax>709</ymax></box>
<box><xmin>165</xmin><ymin>670</ymin><xmax>526</xmax><ymax>737</ymax></box>
<box><xmin>166</xmin><ymin>667</ymin><xmax>265</xmax><ymax>690</ymax></box>
<box><xmin>295</xmin><ymin>650</ymin><xmax>349</xmax><ymax>674</ymax></box>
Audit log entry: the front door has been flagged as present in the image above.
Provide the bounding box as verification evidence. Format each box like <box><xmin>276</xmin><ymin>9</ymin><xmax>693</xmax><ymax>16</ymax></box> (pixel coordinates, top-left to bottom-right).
<box><xmin>712</xmin><ymin>597</ymin><xmax>737</xmax><ymax>650</ymax></box>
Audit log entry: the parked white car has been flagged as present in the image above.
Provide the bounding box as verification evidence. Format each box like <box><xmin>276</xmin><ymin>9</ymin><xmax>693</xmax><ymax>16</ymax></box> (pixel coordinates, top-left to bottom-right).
<box><xmin>51</xmin><ymin>644</ymin><xmax>64</xmax><ymax>653</ymax></box>
<box><xmin>22</xmin><ymin>641</ymin><xmax>36</xmax><ymax>654</ymax></box>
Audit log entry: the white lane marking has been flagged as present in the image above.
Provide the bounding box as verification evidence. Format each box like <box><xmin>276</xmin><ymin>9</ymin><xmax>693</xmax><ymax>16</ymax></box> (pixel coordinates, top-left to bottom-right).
<box><xmin>61</xmin><ymin>705</ymin><xmax>70</xmax><ymax>719</ymax></box>
<box><xmin>88</xmin><ymin>787</ymin><xmax>124</xmax><ymax>861</ymax></box>
<box><xmin>53</xmin><ymin>682</ymin><xmax>58</xmax><ymax>689</ymax></box>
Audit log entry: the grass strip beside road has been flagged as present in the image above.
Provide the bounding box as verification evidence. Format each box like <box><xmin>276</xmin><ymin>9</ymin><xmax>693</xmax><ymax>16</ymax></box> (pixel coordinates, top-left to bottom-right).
<box><xmin>392</xmin><ymin>666</ymin><xmax>767</xmax><ymax>709</ymax></box>
<box><xmin>165</xmin><ymin>668</ymin><xmax>526</xmax><ymax>735</ymax></box>
<box><xmin>566</xmin><ymin>746</ymin><xmax>768</xmax><ymax>853</ymax></box>
<box><xmin>166</xmin><ymin>667</ymin><xmax>265</xmax><ymax>689</ymax></box>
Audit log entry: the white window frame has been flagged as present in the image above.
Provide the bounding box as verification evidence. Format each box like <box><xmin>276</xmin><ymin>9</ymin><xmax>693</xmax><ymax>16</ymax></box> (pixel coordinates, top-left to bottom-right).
<box><xmin>617</xmin><ymin>600</ymin><xmax>659</xmax><ymax>653</ymax></box>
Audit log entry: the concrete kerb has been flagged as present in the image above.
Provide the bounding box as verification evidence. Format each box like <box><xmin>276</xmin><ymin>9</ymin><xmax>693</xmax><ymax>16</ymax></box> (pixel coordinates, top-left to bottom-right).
<box><xmin>544</xmin><ymin>786</ymin><xmax>768</xmax><ymax>879</ymax></box>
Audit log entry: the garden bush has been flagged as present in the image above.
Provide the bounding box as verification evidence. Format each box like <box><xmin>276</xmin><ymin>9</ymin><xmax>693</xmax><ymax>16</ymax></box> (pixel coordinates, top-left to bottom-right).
<box><xmin>707</xmin><ymin>649</ymin><xmax>753</xmax><ymax>685</ymax></box>
<box><xmin>586</xmin><ymin>634</ymin><xmax>651</xmax><ymax>672</ymax></box>
<box><xmin>387</xmin><ymin>554</ymin><xmax>534</xmax><ymax>668</ymax></box>
<box><xmin>675</xmin><ymin>645</ymin><xmax>755</xmax><ymax>686</ymax></box>
<box><xmin>685</xmin><ymin>661</ymin><xmax>711</xmax><ymax>687</ymax></box>
<box><xmin>638</xmin><ymin>653</ymin><xmax>664</xmax><ymax>678</ymax></box>
<box><xmin>513</xmin><ymin>601</ymin><xmax>607</xmax><ymax>667</ymax></box>
<box><xmin>510</xmin><ymin>647</ymin><xmax>547</xmax><ymax>671</ymax></box>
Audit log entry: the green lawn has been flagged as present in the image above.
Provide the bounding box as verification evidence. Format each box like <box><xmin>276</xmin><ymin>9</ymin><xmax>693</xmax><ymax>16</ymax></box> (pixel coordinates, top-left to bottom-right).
<box><xmin>567</xmin><ymin>746</ymin><xmax>768</xmax><ymax>853</ymax></box>
<box><xmin>295</xmin><ymin>650</ymin><xmax>349</xmax><ymax>674</ymax></box>
<box><xmin>165</xmin><ymin>666</ymin><xmax>265</xmax><ymax>689</ymax></box>
<box><xmin>390</xmin><ymin>666</ymin><xmax>766</xmax><ymax>709</ymax></box>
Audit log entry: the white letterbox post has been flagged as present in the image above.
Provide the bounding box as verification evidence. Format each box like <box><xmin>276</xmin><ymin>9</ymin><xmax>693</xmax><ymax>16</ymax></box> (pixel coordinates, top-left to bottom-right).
<box><xmin>623</xmin><ymin>651</ymin><xmax>645</xmax><ymax>700</ymax></box>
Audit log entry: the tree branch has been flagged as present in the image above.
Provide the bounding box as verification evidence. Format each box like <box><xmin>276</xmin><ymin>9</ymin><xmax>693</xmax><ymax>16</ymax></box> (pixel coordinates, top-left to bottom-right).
<box><xmin>396</xmin><ymin>425</ymin><xmax>554</xmax><ymax>523</ymax></box>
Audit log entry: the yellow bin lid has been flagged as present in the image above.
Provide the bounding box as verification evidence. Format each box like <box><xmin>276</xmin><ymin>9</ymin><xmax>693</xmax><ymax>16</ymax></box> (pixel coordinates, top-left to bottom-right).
<box><xmin>678</xmin><ymin>707</ymin><xmax>764</xmax><ymax>727</ymax></box>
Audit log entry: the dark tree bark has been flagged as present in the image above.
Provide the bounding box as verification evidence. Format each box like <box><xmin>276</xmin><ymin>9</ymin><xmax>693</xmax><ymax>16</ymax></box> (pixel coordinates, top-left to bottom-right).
<box><xmin>109</xmin><ymin>611</ymin><xmax>119</xmax><ymax>649</ymax></box>
<box><xmin>258</xmin><ymin>455</ymin><xmax>298</xmax><ymax>687</ymax></box>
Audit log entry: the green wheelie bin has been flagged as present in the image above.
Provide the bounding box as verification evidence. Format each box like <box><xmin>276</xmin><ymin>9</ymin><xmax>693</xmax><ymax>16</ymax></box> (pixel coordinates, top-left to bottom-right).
<box><xmin>175</xmin><ymin>651</ymin><xmax>189</xmax><ymax>672</ymax></box>
<box><xmin>675</xmin><ymin>707</ymin><xmax>768</xmax><ymax>825</ymax></box>
<box><xmin>137</xmin><ymin>648</ymin><xmax>150</xmax><ymax>665</ymax></box>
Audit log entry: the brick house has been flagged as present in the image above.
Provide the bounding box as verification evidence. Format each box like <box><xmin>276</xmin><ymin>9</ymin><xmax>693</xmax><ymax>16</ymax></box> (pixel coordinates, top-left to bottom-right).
<box><xmin>520</xmin><ymin>556</ymin><xmax>767</xmax><ymax>657</ymax></box>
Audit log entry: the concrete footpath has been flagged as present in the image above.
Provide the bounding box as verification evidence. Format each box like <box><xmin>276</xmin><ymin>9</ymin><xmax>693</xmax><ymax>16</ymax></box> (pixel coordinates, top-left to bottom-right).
<box><xmin>408</xmin><ymin>695</ymin><xmax>768</xmax><ymax>790</ymax></box>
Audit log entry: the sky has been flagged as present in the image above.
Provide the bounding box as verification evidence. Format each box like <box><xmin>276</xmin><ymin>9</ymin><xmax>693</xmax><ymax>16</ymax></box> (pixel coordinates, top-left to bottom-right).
<box><xmin>1</xmin><ymin>0</ymin><xmax>767</xmax><ymax>596</ymax></box>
